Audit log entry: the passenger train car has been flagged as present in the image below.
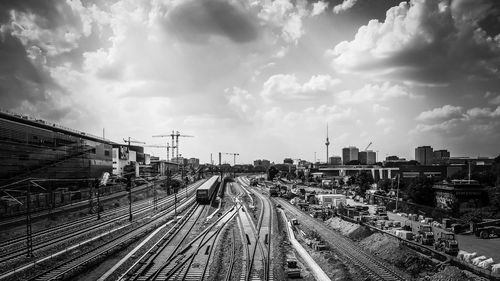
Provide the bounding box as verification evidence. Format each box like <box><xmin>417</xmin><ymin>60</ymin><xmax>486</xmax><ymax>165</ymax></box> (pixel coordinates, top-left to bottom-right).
<box><xmin>196</xmin><ymin>175</ymin><xmax>220</xmax><ymax>204</ymax></box>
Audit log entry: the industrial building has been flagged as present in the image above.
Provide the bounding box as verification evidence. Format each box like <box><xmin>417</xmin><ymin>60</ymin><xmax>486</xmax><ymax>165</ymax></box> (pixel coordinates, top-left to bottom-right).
<box><xmin>0</xmin><ymin>110</ymin><xmax>113</xmax><ymax>188</ymax></box>
<box><xmin>433</xmin><ymin>180</ymin><xmax>486</xmax><ymax>211</ymax></box>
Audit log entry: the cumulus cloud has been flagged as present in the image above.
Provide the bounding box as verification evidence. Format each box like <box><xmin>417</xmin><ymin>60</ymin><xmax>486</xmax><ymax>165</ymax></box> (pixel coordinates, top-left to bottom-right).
<box><xmin>485</xmin><ymin>92</ymin><xmax>500</xmax><ymax>105</ymax></box>
<box><xmin>327</xmin><ymin>0</ymin><xmax>500</xmax><ymax>85</ymax></box>
<box><xmin>333</xmin><ymin>0</ymin><xmax>358</xmax><ymax>14</ymax></box>
<box><xmin>311</xmin><ymin>1</ymin><xmax>328</xmax><ymax>17</ymax></box>
<box><xmin>412</xmin><ymin>105</ymin><xmax>500</xmax><ymax>143</ymax></box>
<box><xmin>376</xmin><ymin>117</ymin><xmax>394</xmax><ymax>126</ymax></box>
<box><xmin>466</xmin><ymin>106</ymin><xmax>500</xmax><ymax>119</ymax></box>
<box><xmin>257</xmin><ymin>0</ymin><xmax>310</xmax><ymax>44</ymax></box>
<box><xmin>261</xmin><ymin>74</ymin><xmax>341</xmax><ymax>101</ymax></box>
<box><xmin>335</xmin><ymin>82</ymin><xmax>415</xmax><ymax>104</ymax></box>
<box><xmin>416</xmin><ymin>105</ymin><xmax>463</xmax><ymax>122</ymax></box>
<box><xmin>160</xmin><ymin>0</ymin><xmax>259</xmax><ymax>44</ymax></box>
<box><xmin>373</xmin><ymin>104</ymin><xmax>390</xmax><ymax>113</ymax></box>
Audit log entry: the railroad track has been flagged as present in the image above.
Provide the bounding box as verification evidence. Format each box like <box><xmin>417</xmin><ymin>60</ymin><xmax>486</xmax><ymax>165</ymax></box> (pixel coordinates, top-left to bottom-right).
<box><xmin>224</xmin><ymin>227</ymin><xmax>237</xmax><ymax>281</ymax></box>
<box><xmin>163</xmin><ymin>207</ymin><xmax>238</xmax><ymax>281</ymax></box>
<box><xmin>0</xmin><ymin>180</ymin><xmax>204</xmax><ymax>249</ymax></box>
<box><xmin>25</xmin><ymin>196</ymin><xmax>199</xmax><ymax>281</ymax></box>
<box><xmin>0</xmin><ymin>181</ymin><xmax>205</xmax><ymax>265</ymax></box>
<box><xmin>135</xmin><ymin>205</ymin><xmax>206</xmax><ymax>280</ymax></box>
<box><xmin>234</xmin><ymin>178</ymin><xmax>273</xmax><ymax>281</ymax></box>
<box><xmin>279</xmin><ymin>198</ymin><xmax>407</xmax><ymax>281</ymax></box>
<box><xmin>124</xmin><ymin>201</ymin><xmax>239</xmax><ymax>281</ymax></box>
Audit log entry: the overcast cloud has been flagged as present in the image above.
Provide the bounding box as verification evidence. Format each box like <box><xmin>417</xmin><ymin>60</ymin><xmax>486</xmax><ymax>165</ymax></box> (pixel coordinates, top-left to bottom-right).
<box><xmin>1</xmin><ymin>0</ymin><xmax>500</xmax><ymax>163</ymax></box>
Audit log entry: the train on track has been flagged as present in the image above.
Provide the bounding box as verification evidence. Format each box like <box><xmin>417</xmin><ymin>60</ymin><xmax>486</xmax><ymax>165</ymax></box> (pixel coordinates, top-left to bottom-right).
<box><xmin>196</xmin><ymin>175</ymin><xmax>220</xmax><ymax>204</ymax></box>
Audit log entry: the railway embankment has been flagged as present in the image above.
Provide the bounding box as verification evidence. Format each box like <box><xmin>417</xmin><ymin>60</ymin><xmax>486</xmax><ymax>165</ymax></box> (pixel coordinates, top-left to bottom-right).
<box><xmin>325</xmin><ymin>216</ymin><xmax>482</xmax><ymax>280</ymax></box>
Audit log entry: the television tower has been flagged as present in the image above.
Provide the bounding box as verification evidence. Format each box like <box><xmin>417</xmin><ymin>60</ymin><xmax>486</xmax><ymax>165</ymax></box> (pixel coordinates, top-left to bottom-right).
<box><xmin>325</xmin><ymin>123</ymin><xmax>330</xmax><ymax>164</ymax></box>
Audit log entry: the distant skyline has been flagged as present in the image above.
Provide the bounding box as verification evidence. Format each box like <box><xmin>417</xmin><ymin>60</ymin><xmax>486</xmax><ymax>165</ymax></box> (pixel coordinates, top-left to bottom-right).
<box><xmin>1</xmin><ymin>0</ymin><xmax>500</xmax><ymax>164</ymax></box>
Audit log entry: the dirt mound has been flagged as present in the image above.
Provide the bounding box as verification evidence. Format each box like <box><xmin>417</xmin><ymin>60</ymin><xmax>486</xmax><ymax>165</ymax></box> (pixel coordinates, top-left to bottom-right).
<box><xmin>419</xmin><ymin>266</ymin><xmax>475</xmax><ymax>281</ymax></box>
<box><xmin>360</xmin><ymin>232</ymin><xmax>434</xmax><ymax>277</ymax></box>
<box><xmin>325</xmin><ymin>217</ymin><xmax>371</xmax><ymax>240</ymax></box>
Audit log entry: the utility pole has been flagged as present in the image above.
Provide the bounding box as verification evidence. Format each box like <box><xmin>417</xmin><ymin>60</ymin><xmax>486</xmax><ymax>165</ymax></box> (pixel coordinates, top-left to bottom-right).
<box><xmin>395</xmin><ymin>174</ymin><xmax>400</xmax><ymax>211</ymax></box>
<box><xmin>123</xmin><ymin>137</ymin><xmax>145</xmax><ymax>222</ymax></box>
<box><xmin>153</xmin><ymin>181</ymin><xmax>158</xmax><ymax>211</ymax></box>
<box><xmin>95</xmin><ymin>178</ymin><xmax>101</xmax><ymax>220</ymax></box>
<box><xmin>26</xmin><ymin>182</ymin><xmax>33</xmax><ymax>258</ymax></box>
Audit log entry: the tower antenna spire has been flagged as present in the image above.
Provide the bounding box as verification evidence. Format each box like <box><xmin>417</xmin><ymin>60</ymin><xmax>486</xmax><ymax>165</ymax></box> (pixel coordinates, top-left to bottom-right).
<box><xmin>325</xmin><ymin>123</ymin><xmax>330</xmax><ymax>165</ymax></box>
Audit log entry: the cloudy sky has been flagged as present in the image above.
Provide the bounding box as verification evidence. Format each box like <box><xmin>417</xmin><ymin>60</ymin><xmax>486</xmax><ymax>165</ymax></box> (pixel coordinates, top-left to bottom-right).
<box><xmin>1</xmin><ymin>0</ymin><xmax>500</xmax><ymax>164</ymax></box>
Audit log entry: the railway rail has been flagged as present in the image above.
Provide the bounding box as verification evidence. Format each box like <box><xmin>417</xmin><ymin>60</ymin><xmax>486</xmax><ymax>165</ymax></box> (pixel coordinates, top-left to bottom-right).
<box><xmin>278</xmin><ymin>198</ymin><xmax>407</xmax><ymax>281</ymax></box>
<box><xmin>0</xmin><ymin>181</ymin><xmax>204</xmax><ymax>265</ymax></box>
<box><xmin>25</xmin><ymin>195</ymin><xmax>198</xmax><ymax>281</ymax></box>
<box><xmin>123</xmin><ymin>199</ymin><xmax>238</xmax><ymax>281</ymax></box>
<box><xmin>235</xmin><ymin>178</ymin><xmax>274</xmax><ymax>281</ymax></box>
<box><xmin>223</xmin><ymin>227</ymin><xmax>237</xmax><ymax>281</ymax></box>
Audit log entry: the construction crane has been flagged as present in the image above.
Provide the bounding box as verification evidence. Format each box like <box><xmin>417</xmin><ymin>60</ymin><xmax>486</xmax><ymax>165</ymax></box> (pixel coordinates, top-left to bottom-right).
<box><xmin>223</xmin><ymin>152</ymin><xmax>239</xmax><ymax>166</ymax></box>
<box><xmin>364</xmin><ymin>142</ymin><xmax>372</xmax><ymax>151</ymax></box>
<box><xmin>153</xmin><ymin>131</ymin><xmax>194</xmax><ymax>161</ymax></box>
<box><xmin>123</xmin><ymin>137</ymin><xmax>146</xmax><ymax>159</ymax></box>
<box><xmin>174</xmin><ymin>131</ymin><xmax>194</xmax><ymax>161</ymax></box>
<box><xmin>153</xmin><ymin>132</ymin><xmax>177</xmax><ymax>160</ymax></box>
<box><xmin>145</xmin><ymin>142</ymin><xmax>171</xmax><ymax>161</ymax></box>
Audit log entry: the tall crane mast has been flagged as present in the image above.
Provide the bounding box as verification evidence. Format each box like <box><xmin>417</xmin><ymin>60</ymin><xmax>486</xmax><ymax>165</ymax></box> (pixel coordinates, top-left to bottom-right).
<box><xmin>149</xmin><ymin>136</ymin><xmax>173</xmax><ymax>161</ymax></box>
<box><xmin>143</xmin><ymin>144</ymin><xmax>170</xmax><ymax>160</ymax></box>
<box><xmin>223</xmin><ymin>152</ymin><xmax>239</xmax><ymax>166</ymax></box>
<box><xmin>153</xmin><ymin>130</ymin><xmax>194</xmax><ymax>162</ymax></box>
<box><xmin>174</xmin><ymin>131</ymin><xmax>194</xmax><ymax>161</ymax></box>
<box><xmin>152</xmin><ymin>132</ymin><xmax>176</xmax><ymax>161</ymax></box>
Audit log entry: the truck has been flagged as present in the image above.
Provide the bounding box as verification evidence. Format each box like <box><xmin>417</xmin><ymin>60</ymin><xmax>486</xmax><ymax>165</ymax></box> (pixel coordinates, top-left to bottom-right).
<box><xmin>269</xmin><ymin>186</ymin><xmax>279</xmax><ymax>197</ymax></box>
<box><xmin>286</xmin><ymin>255</ymin><xmax>301</xmax><ymax>278</ymax></box>
<box><xmin>472</xmin><ymin>219</ymin><xmax>500</xmax><ymax>239</ymax></box>
<box><xmin>416</xmin><ymin>224</ymin><xmax>435</xmax><ymax>245</ymax></box>
<box><xmin>434</xmin><ymin>232</ymin><xmax>459</xmax><ymax>256</ymax></box>
<box><xmin>375</xmin><ymin>206</ymin><xmax>387</xmax><ymax>216</ymax></box>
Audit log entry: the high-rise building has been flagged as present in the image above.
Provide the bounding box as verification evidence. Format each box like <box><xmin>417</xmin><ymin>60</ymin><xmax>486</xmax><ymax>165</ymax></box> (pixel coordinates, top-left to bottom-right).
<box><xmin>329</xmin><ymin>156</ymin><xmax>342</xmax><ymax>165</ymax></box>
<box><xmin>342</xmin><ymin>146</ymin><xmax>359</xmax><ymax>164</ymax></box>
<box><xmin>415</xmin><ymin>146</ymin><xmax>434</xmax><ymax>165</ymax></box>
<box><xmin>433</xmin><ymin>150</ymin><xmax>450</xmax><ymax>159</ymax></box>
<box><xmin>359</xmin><ymin>150</ymin><xmax>376</xmax><ymax>165</ymax></box>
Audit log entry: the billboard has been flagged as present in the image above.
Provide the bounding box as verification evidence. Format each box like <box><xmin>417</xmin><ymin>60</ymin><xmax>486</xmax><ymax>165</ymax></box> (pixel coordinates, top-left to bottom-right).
<box><xmin>119</xmin><ymin>146</ymin><xmax>129</xmax><ymax>160</ymax></box>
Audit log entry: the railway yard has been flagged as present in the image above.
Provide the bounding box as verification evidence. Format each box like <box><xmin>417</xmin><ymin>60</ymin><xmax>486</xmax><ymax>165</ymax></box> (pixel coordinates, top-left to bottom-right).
<box><xmin>0</xmin><ymin>175</ymin><xmax>498</xmax><ymax>281</ymax></box>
